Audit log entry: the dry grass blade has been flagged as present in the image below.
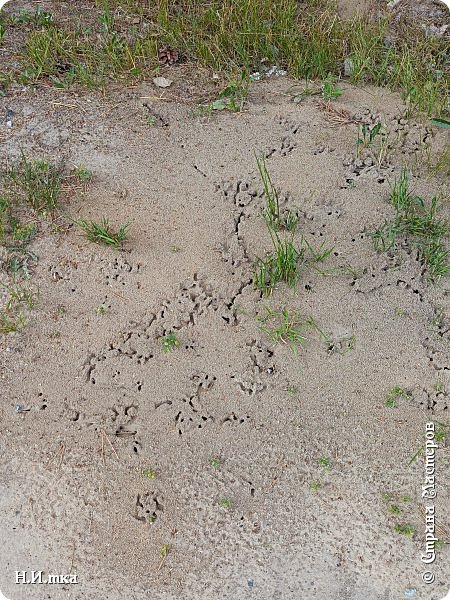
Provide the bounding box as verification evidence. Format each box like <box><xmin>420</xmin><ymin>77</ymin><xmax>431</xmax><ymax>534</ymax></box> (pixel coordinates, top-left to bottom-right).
<box><xmin>98</xmin><ymin>429</ymin><xmax>120</xmax><ymax>463</ymax></box>
<box><xmin>45</xmin><ymin>441</ymin><xmax>65</xmax><ymax>472</ymax></box>
<box><xmin>315</xmin><ymin>100</ymin><xmax>360</xmax><ymax>126</ymax></box>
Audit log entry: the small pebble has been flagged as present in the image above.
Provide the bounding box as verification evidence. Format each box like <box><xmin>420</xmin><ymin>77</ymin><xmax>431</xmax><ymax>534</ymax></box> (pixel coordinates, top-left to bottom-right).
<box><xmin>343</xmin><ymin>58</ymin><xmax>353</xmax><ymax>77</ymax></box>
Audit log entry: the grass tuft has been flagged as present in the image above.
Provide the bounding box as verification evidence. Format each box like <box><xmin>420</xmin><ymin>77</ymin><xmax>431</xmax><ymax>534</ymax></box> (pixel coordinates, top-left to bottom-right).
<box><xmin>4</xmin><ymin>151</ymin><xmax>61</xmax><ymax>214</ymax></box>
<box><xmin>74</xmin><ymin>217</ymin><xmax>129</xmax><ymax>249</ymax></box>
<box><xmin>384</xmin><ymin>386</ymin><xmax>411</xmax><ymax>408</ymax></box>
<box><xmin>1</xmin><ymin>284</ymin><xmax>37</xmax><ymax>334</ymax></box>
<box><xmin>258</xmin><ymin>306</ymin><xmax>326</xmax><ymax>354</ymax></box>
<box><xmin>371</xmin><ymin>168</ymin><xmax>449</xmax><ymax>281</ymax></box>
<box><xmin>160</xmin><ymin>332</ymin><xmax>180</xmax><ymax>353</ymax></box>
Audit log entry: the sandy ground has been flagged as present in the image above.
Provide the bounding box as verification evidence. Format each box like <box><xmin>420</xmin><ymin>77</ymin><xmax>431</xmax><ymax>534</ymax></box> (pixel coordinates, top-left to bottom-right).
<box><xmin>0</xmin><ymin>36</ymin><xmax>449</xmax><ymax>600</ymax></box>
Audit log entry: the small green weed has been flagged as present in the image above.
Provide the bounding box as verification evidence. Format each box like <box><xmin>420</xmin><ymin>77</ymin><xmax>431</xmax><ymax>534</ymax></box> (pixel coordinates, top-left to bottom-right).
<box><xmin>319</xmin><ymin>456</ymin><xmax>330</xmax><ymax>470</ymax></box>
<box><xmin>8</xmin><ymin>7</ymin><xmax>53</xmax><ymax>27</ymax></box>
<box><xmin>435</xmin><ymin>539</ymin><xmax>448</xmax><ymax>553</ymax></box>
<box><xmin>74</xmin><ymin>217</ymin><xmax>129</xmax><ymax>248</ymax></box>
<box><xmin>256</xmin><ymin>156</ymin><xmax>298</xmax><ymax>232</ymax></box>
<box><xmin>371</xmin><ymin>168</ymin><xmax>449</xmax><ymax>281</ymax></box>
<box><xmin>291</xmin><ymin>80</ymin><xmax>321</xmax><ymax>103</ymax></box>
<box><xmin>394</xmin><ymin>523</ymin><xmax>415</xmax><ymax>536</ymax></box>
<box><xmin>159</xmin><ymin>544</ymin><xmax>172</xmax><ymax>559</ymax></box>
<box><xmin>356</xmin><ymin>122</ymin><xmax>383</xmax><ymax>155</ymax></box>
<box><xmin>321</xmin><ymin>73</ymin><xmax>343</xmax><ymax>100</ymax></box>
<box><xmin>310</xmin><ymin>481</ymin><xmax>322</xmax><ymax>490</ymax></box>
<box><xmin>384</xmin><ymin>386</ymin><xmax>411</xmax><ymax>408</ymax></box>
<box><xmin>219</xmin><ymin>497</ymin><xmax>232</xmax><ymax>510</ymax></box>
<box><xmin>1</xmin><ymin>199</ymin><xmax>39</xmax><ymax>277</ymax></box>
<box><xmin>73</xmin><ymin>165</ymin><xmax>92</xmax><ymax>182</ymax></box>
<box><xmin>160</xmin><ymin>332</ymin><xmax>180</xmax><ymax>353</ymax></box>
<box><xmin>302</xmin><ymin>238</ymin><xmax>334</xmax><ymax>265</ymax></box>
<box><xmin>96</xmin><ymin>304</ymin><xmax>108</xmax><ymax>316</ymax></box>
<box><xmin>257</xmin><ymin>155</ymin><xmax>281</xmax><ymax>230</ymax></box>
<box><xmin>210</xmin><ymin>73</ymin><xmax>249</xmax><ymax>113</ymax></box>
<box><xmin>258</xmin><ymin>306</ymin><xmax>326</xmax><ymax>354</ymax></box>
<box><xmin>409</xmin><ymin>421</ymin><xmax>450</xmax><ymax>465</ymax></box>
<box><xmin>433</xmin><ymin>382</ymin><xmax>445</xmax><ymax>393</ymax></box>
<box><xmin>210</xmin><ymin>457</ymin><xmax>221</xmax><ymax>469</ymax></box>
<box><xmin>254</xmin><ymin>235</ymin><xmax>304</xmax><ymax>296</ymax></box>
<box><xmin>143</xmin><ymin>467</ymin><xmax>157</xmax><ymax>480</ymax></box>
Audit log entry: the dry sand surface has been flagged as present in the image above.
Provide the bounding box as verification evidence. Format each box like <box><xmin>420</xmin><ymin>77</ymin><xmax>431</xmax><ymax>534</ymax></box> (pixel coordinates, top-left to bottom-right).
<box><xmin>0</xmin><ymin>70</ymin><xmax>449</xmax><ymax>599</ymax></box>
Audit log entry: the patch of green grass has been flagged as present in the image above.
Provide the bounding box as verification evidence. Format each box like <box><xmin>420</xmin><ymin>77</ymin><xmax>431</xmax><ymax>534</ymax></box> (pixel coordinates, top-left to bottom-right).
<box><xmin>256</xmin><ymin>156</ymin><xmax>298</xmax><ymax>232</ymax></box>
<box><xmin>409</xmin><ymin>421</ymin><xmax>450</xmax><ymax>465</ymax></box>
<box><xmin>286</xmin><ymin>383</ymin><xmax>297</xmax><ymax>395</ymax></box>
<box><xmin>302</xmin><ymin>238</ymin><xmax>334</xmax><ymax>265</ymax></box>
<box><xmin>210</xmin><ymin>457</ymin><xmax>221</xmax><ymax>469</ymax></box>
<box><xmin>309</xmin><ymin>481</ymin><xmax>322</xmax><ymax>490</ymax></box>
<box><xmin>8</xmin><ymin>0</ymin><xmax>446</xmax><ymax>115</ymax></box>
<box><xmin>319</xmin><ymin>456</ymin><xmax>330</xmax><ymax>470</ymax></box>
<box><xmin>219</xmin><ymin>497</ymin><xmax>232</xmax><ymax>510</ymax></box>
<box><xmin>394</xmin><ymin>523</ymin><xmax>415</xmax><ymax>536</ymax></box>
<box><xmin>0</xmin><ymin>18</ymin><xmax>5</xmax><ymax>45</ymax></box>
<box><xmin>435</xmin><ymin>539</ymin><xmax>448</xmax><ymax>553</ymax></box>
<box><xmin>143</xmin><ymin>466</ymin><xmax>157</xmax><ymax>480</ymax></box>
<box><xmin>384</xmin><ymin>386</ymin><xmax>411</xmax><ymax>408</ymax></box>
<box><xmin>254</xmin><ymin>231</ymin><xmax>334</xmax><ymax>296</ymax></box>
<box><xmin>258</xmin><ymin>306</ymin><xmax>326</xmax><ymax>355</ymax></box>
<box><xmin>73</xmin><ymin>165</ymin><xmax>92</xmax><ymax>183</ymax></box>
<box><xmin>257</xmin><ymin>155</ymin><xmax>281</xmax><ymax>231</ymax></box>
<box><xmin>427</xmin><ymin>146</ymin><xmax>450</xmax><ymax>180</ymax></box>
<box><xmin>160</xmin><ymin>332</ymin><xmax>180</xmax><ymax>353</ymax></box>
<box><xmin>159</xmin><ymin>544</ymin><xmax>172</xmax><ymax>559</ymax></box>
<box><xmin>0</xmin><ymin>193</ymin><xmax>40</xmax><ymax>280</ymax></box>
<box><xmin>356</xmin><ymin>121</ymin><xmax>384</xmax><ymax>158</ymax></box>
<box><xmin>1</xmin><ymin>284</ymin><xmax>37</xmax><ymax>334</ymax></box>
<box><xmin>371</xmin><ymin>168</ymin><xmax>449</xmax><ymax>281</ymax></box>
<box><xmin>96</xmin><ymin>304</ymin><xmax>108</xmax><ymax>316</ymax></box>
<box><xmin>254</xmin><ymin>235</ymin><xmax>304</xmax><ymax>296</ymax></box>
<box><xmin>4</xmin><ymin>152</ymin><xmax>61</xmax><ymax>214</ymax></box>
<box><xmin>74</xmin><ymin>217</ymin><xmax>129</xmax><ymax>249</ymax></box>
<box><xmin>20</xmin><ymin>6</ymin><xmax>157</xmax><ymax>88</ymax></box>
<box><xmin>8</xmin><ymin>6</ymin><xmax>54</xmax><ymax>27</ymax></box>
